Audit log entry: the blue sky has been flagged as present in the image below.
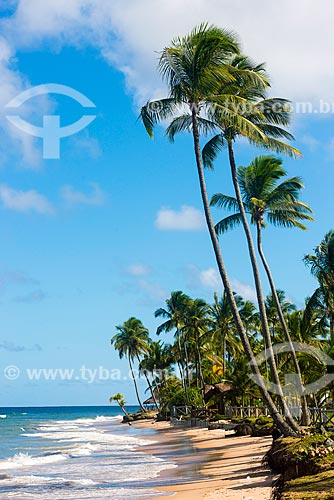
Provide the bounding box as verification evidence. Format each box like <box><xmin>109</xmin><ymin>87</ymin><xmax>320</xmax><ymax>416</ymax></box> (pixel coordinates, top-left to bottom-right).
<box><xmin>0</xmin><ymin>1</ymin><xmax>333</xmax><ymax>406</ymax></box>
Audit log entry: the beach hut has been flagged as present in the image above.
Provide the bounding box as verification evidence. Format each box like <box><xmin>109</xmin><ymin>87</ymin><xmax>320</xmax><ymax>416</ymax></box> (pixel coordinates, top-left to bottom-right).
<box><xmin>204</xmin><ymin>383</ymin><xmax>233</xmax><ymax>414</ymax></box>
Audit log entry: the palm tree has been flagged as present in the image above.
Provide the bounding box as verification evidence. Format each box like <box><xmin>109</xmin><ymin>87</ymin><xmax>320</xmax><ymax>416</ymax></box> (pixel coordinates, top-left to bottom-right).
<box><xmin>304</xmin><ymin>230</ymin><xmax>334</xmax><ymax>343</ymax></box>
<box><xmin>266</xmin><ymin>291</ymin><xmax>296</xmax><ymax>342</ymax></box>
<box><xmin>209</xmin><ymin>291</ymin><xmax>244</xmax><ymax>374</ymax></box>
<box><xmin>109</xmin><ymin>393</ymin><xmax>129</xmax><ymax>417</ymax></box>
<box><xmin>202</xmin><ymin>85</ymin><xmax>302</xmax><ymax>431</ymax></box>
<box><xmin>211</xmin><ymin>155</ymin><xmax>313</xmax><ymax>425</ymax></box>
<box><xmin>111</xmin><ymin>317</ymin><xmax>149</xmax><ymax>412</ymax></box>
<box><xmin>140</xmin><ymin>23</ymin><xmax>297</xmax><ymax>435</ymax></box>
<box><xmin>155</xmin><ymin>291</ymin><xmax>192</xmax><ymax>390</ymax></box>
<box><xmin>183</xmin><ymin>298</ymin><xmax>212</xmax><ymax>396</ymax></box>
<box><xmin>139</xmin><ymin>339</ymin><xmax>174</xmax><ymax>408</ymax></box>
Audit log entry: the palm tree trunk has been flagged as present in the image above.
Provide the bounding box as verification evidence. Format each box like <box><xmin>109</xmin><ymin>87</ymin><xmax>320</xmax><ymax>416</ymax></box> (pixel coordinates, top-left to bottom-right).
<box><xmin>256</xmin><ymin>220</ymin><xmax>310</xmax><ymax>425</ymax></box>
<box><xmin>227</xmin><ymin>140</ymin><xmax>299</xmax><ymax>433</ymax></box>
<box><xmin>119</xmin><ymin>403</ymin><xmax>129</xmax><ymax>417</ymax></box>
<box><xmin>223</xmin><ymin>334</ymin><xmax>227</xmax><ymax>375</ymax></box>
<box><xmin>138</xmin><ymin>358</ymin><xmax>160</xmax><ymax>409</ymax></box>
<box><xmin>190</xmin><ymin>107</ymin><xmax>297</xmax><ymax>436</ymax></box>
<box><xmin>183</xmin><ymin>338</ymin><xmax>191</xmax><ymax>387</ymax></box>
<box><xmin>129</xmin><ymin>357</ymin><xmax>146</xmax><ymax>412</ymax></box>
<box><xmin>177</xmin><ymin>334</ymin><xmax>189</xmax><ymax>402</ymax></box>
<box><xmin>195</xmin><ymin>333</ymin><xmax>206</xmax><ymax>406</ymax></box>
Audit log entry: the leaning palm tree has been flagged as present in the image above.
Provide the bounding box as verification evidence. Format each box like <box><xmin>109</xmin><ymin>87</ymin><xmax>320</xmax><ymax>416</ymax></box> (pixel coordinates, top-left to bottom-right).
<box><xmin>140</xmin><ymin>23</ymin><xmax>297</xmax><ymax>435</ymax></box>
<box><xmin>304</xmin><ymin>230</ymin><xmax>334</xmax><ymax>344</ymax></box>
<box><xmin>109</xmin><ymin>393</ymin><xmax>129</xmax><ymax>417</ymax></box>
<box><xmin>200</xmin><ymin>68</ymin><xmax>302</xmax><ymax>430</ymax></box>
<box><xmin>211</xmin><ymin>156</ymin><xmax>314</xmax><ymax>424</ymax></box>
<box><xmin>111</xmin><ymin>317</ymin><xmax>149</xmax><ymax>412</ymax></box>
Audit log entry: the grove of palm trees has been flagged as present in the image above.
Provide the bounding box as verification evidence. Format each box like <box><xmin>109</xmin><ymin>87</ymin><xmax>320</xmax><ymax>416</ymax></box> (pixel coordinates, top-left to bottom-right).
<box><xmin>111</xmin><ymin>22</ymin><xmax>334</xmax><ymax>498</ymax></box>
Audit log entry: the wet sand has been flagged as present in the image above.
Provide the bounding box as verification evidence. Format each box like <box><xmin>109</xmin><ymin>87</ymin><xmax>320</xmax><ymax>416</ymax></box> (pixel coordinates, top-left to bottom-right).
<box><xmin>133</xmin><ymin>420</ymin><xmax>275</xmax><ymax>500</ymax></box>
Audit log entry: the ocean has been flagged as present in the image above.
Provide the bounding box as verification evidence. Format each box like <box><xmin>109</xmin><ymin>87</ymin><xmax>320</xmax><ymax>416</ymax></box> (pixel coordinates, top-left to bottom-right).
<box><xmin>0</xmin><ymin>406</ymin><xmax>176</xmax><ymax>499</ymax></box>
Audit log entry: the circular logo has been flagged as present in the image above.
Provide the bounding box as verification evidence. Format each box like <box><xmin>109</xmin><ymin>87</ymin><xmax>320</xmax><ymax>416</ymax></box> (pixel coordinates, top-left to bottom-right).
<box><xmin>4</xmin><ymin>365</ymin><xmax>20</xmax><ymax>380</ymax></box>
<box><xmin>249</xmin><ymin>342</ymin><xmax>334</xmax><ymax>396</ymax></box>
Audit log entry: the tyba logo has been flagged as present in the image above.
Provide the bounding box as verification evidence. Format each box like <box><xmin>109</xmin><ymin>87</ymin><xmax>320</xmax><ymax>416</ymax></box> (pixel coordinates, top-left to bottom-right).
<box><xmin>5</xmin><ymin>84</ymin><xmax>96</xmax><ymax>159</ymax></box>
<box><xmin>248</xmin><ymin>342</ymin><xmax>334</xmax><ymax>397</ymax></box>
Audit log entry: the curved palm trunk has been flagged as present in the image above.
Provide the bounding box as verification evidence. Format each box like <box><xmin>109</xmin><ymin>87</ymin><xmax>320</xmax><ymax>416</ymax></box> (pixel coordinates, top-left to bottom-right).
<box><xmin>129</xmin><ymin>357</ymin><xmax>146</xmax><ymax>412</ymax></box>
<box><xmin>190</xmin><ymin>108</ymin><xmax>297</xmax><ymax>436</ymax></box>
<box><xmin>119</xmin><ymin>403</ymin><xmax>129</xmax><ymax>417</ymax></box>
<box><xmin>143</xmin><ymin>370</ymin><xmax>160</xmax><ymax>409</ymax></box>
<box><xmin>227</xmin><ymin>140</ymin><xmax>300</xmax><ymax>433</ymax></box>
<box><xmin>256</xmin><ymin>221</ymin><xmax>310</xmax><ymax>425</ymax></box>
<box><xmin>137</xmin><ymin>355</ymin><xmax>159</xmax><ymax>410</ymax></box>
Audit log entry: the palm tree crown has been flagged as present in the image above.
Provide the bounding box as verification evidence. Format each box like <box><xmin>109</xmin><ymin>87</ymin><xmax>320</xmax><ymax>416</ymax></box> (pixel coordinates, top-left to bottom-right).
<box><xmin>211</xmin><ymin>155</ymin><xmax>314</xmax><ymax>235</ymax></box>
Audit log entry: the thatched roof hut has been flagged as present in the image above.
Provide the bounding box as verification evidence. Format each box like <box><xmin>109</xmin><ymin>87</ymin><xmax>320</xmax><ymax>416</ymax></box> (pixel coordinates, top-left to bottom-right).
<box><xmin>204</xmin><ymin>383</ymin><xmax>233</xmax><ymax>413</ymax></box>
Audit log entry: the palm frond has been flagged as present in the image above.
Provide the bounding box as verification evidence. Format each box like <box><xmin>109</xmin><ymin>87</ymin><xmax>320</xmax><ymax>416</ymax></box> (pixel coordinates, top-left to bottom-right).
<box><xmin>215</xmin><ymin>213</ymin><xmax>242</xmax><ymax>235</ymax></box>
<box><xmin>249</xmin><ymin>135</ymin><xmax>302</xmax><ymax>158</ymax></box>
<box><xmin>140</xmin><ymin>98</ymin><xmax>179</xmax><ymax>138</ymax></box>
<box><xmin>210</xmin><ymin>193</ymin><xmax>239</xmax><ymax>211</ymax></box>
<box><xmin>165</xmin><ymin>115</ymin><xmax>217</xmax><ymax>142</ymax></box>
<box><xmin>202</xmin><ymin>134</ymin><xmax>226</xmax><ymax>169</ymax></box>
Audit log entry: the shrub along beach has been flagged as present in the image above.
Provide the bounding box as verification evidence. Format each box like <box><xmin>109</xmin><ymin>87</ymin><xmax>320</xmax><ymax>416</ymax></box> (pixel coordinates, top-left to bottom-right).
<box><xmin>110</xmin><ymin>23</ymin><xmax>334</xmax><ymax>499</ymax></box>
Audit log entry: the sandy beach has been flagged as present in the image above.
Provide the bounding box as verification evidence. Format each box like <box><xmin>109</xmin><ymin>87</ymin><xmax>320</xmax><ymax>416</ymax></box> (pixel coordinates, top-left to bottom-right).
<box><xmin>133</xmin><ymin>420</ymin><xmax>275</xmax><ymax>500</ymax></box>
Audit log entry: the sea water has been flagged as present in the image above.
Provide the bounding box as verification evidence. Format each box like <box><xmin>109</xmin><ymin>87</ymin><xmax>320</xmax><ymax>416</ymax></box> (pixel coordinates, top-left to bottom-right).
<box><xmin>0</xmin><ymin>406</ymin><xmax>176</xmax><ymax>499</ymax></box>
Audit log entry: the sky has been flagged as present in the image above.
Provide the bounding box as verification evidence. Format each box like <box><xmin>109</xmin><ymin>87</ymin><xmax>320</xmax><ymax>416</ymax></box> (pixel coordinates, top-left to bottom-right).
<box><xmin>0</xmin><ymin>0</ymin><xmax>333</xmax><ymax>406</ymax></box>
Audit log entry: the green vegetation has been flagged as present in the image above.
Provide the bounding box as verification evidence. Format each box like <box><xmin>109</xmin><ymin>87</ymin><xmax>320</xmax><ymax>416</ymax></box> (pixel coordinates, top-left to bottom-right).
<box><xmin>110</xmin><ymin>25</ymin><xmax>334</xmax><ymax>488</ymax></box>
<box><xmin>109</xmin><ymin>393</ymin><xmax>128</xmax><ymax>416</ymax></box>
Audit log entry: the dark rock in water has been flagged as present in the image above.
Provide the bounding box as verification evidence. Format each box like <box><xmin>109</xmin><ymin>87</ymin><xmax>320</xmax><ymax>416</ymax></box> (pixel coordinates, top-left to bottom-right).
<box><xmin>0</xmin><ymin>475</ymin><xmax>10</xmax><ymax>480</ymax></box>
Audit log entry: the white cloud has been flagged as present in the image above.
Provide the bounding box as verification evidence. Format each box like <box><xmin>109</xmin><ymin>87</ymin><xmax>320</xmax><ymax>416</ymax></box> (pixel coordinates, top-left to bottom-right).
<box><xmin>2</xmin><ymin>0</ymin><xmax>333</xmax><ymax>104</ymax></box>
<box><xmin>186</xmin><ymin>264</ymin><xmax>257</xmax><ymax>301</ymax></box>
<box><xmin>1</xmin><ymin>1</ymin><xmax>334</xmax><ymax>161</ymax></box>
<box><xmin>60</xmin><ymin>183</ymin><xmax>105</xmax><ymax>206</ymax></box>
<box><xmin>198</xmin><ymin>267</ymin><xmax>222</xmax><ymax>290</ymax></box>
<box><xmin>155</xmin><ymin>205</ymin><xmax>205</xmax><ymax>231</ymax></box>
<box><xmin>0</xmin><ymin>185</ymin><xmax>54</xmax><ymax>214</ymax></box>
<box><xmin>126</xmin><ymin>263</ymin><xmax>152</xmax><ymax>276</ymax></box>
<box><xmin>230</xmin><ymin>278</ymin><xmax>257</xmax><ymax>302</ymax></box>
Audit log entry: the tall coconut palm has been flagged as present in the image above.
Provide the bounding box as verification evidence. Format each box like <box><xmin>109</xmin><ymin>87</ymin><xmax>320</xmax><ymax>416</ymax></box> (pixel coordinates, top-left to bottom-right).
<box><xmin>155</xmin><ymin>291</ymin><xmax>192</xmax><ymax>390</ymax></box>
<box><xmin>139</xmin><ymin>339</ymin><xmax>174</xmax><ymax>408</ymax></box>
<box><xmin>183</xmin><ymin>298</ymin><xmax>212</xmax><ymax>395</ymax></box>
<box><xmin>304</xmin><ymin>230</ymin><xmax>334</xmax><ymax>343</ymax></box>
<box><xmin>209</xmin><ymin>291</ymin><xmax>244</xmax><ymax>374</ymax></box>
<box><xmin>140</xmin><ymin>23</ymin><xmax>297</xmax><ymax>435</ymax></box>
<box><xmin>211</xmin><ymin>156</ymin><xmax>313</xmax><ymax>424</ymax></box>
<box><xmin>111</xmin><ymin>317</ymin><xmax>149</xmax><ymax>412</ymax></box>
<box><xmin>201</xmin><ymin>69</ymin><xmax>302</xmax><ymax>431</ymax></box>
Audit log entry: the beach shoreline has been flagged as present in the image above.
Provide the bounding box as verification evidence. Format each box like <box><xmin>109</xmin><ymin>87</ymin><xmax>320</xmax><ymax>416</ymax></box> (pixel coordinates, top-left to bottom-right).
<box><xmin>131</xmin><ymin>419</ymin><xmax>276</xmax><ymax>500</ymax></box>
